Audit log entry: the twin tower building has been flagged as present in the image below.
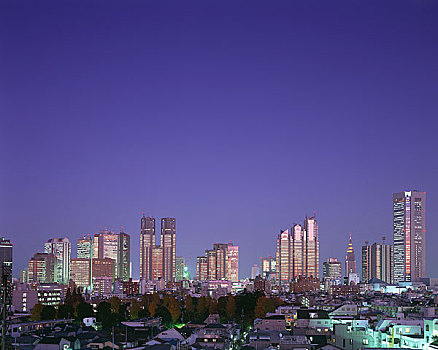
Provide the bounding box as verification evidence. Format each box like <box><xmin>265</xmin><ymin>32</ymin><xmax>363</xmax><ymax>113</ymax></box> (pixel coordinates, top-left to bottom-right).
<box><xmin>140</xmin><ymin>215</ymin><xmax>176</xmax><ymax>282</ymax></box>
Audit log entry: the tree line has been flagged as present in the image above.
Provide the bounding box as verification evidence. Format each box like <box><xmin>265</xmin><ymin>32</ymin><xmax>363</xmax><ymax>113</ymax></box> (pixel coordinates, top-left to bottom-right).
<box><xmin>30</xmin><ymin>288</ymin><xmax>284</xmax><ymax>330</ymax></box>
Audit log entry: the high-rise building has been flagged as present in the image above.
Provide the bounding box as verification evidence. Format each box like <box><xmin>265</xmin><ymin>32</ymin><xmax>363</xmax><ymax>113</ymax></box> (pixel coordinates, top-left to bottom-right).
<box><xmin>196</xmin><ymin>256</ymin><xmax>208</xmax><ymax>281</ymax></box>
<box><xmin>139</xmin><ymin>215</ymin><xmax>176</xmax><ymax>282</ymax></box>
<box><xmin>77</xmin><ymin>236</ymin><xmax>93</xmax><ymax>259</ymax></box>
<box><xmin>276</xmin><ymin>215</ymin><xmax>320</xmax><ymax>283</ymax></box>
<box><xmin>227</xmin><ymin>244</ymin><xmax>239</xmax><ymax>282</ymax></box>
<box><xmin>93</xmin><ymin>229</ymin><xmax>130</xmax><ymax>281</ymax></box>
<box><xmin>251</xmin><ymin>264</ymin><xmax>260</xmax><ymax>279</ymax></box>
<box><xmin>304</xmin><ymin>215</ymin><xmax>319</xmax><ymax>278</ymax></box>
<box><xmin>151</xmin><ymin>246</ymin><xmax>163</xmax><ymax>280</ymax></box>
<box><xmin>345</xmin><ymin>233</ymin><xmax>357</xmax><ymax>276</ymax></box>
<box><xmin>161</xmin><ymin>218</ymin><xmax>176</xmax><ymax>282</ymax></box>
<box><xmin>92</xmin><ymin>258</ymin><xmax>114</xmax><ymax>280</ymax></box>
<box><xmin>175</xmin><ymin>256</ymin><xmax>185</xmax><ymax>281</ymax></box>
<box><xmin>140</xmin><ymin>215</ymin><xmax>155</xmax><ymax>280</ymax></box>
<box><xmin>276</xmin><ymin>229</ymin><xmax>291</xmax><ymax>283</ymax></box>
<box><xmin>0</xmin><ymin>237</ymin><xmax>13</xmax><ymax>285</ymax></box>
<box><xmin>70</xmin><ymin>258</ymin><xmax>92</xmax><ymax>289</ymax></box>
<box><xmin>118</xmin><ymin>230</ymin><xmax>130</xmax><ymax>281</ymax></box>
<box><xmin>28</xmin><ymin>253</ymin><xmax>57</xmax><ymax>283</ymax></box>
<box><xmin>362</xmin><ymin>239</ymin><xmax>393</xmax><ymax>284</ymax></box>
<box><xmin>196</xmin><ymin>242</ymin><xmax>239</xmax><ymax>281</ymax></box>
<box><xmin>44</xmin><ymin>238</ymin><xmax>71</xmax><ymax>284</ymax></box>
<box><xmin>393</xmin><ymin>191</ymin><xmax>426</xmax><ymax>282</ymax></box>
<box><xmin>261</xmin><ymin>256</ymin><xmax>276</xmax><ymax>279</ymax></box>
<box><xmin>323</xmin><ymin>258</ymin><xmax>342</xmax><ymax>282</ymax></box>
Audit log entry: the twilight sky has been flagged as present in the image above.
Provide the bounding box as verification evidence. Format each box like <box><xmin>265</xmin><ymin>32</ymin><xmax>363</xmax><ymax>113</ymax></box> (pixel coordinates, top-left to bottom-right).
<box><xmin>1</xmin><ymin>1</ymin><xmax>438</xmax><ymax>279</ymax></box>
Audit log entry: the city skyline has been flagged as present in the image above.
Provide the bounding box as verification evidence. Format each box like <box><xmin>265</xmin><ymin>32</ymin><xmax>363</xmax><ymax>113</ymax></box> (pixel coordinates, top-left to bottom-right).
<box><xmin>2</xmin><ymin>1</ymin><xmax>438</xmax><ymax>280</ymax></box>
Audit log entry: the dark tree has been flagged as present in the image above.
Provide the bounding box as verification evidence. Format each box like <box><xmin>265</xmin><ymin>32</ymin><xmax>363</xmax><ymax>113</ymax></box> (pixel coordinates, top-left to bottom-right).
<box><xmin>96</xmin><ymin>301</ymin><xmax>113</xmax><ymax>328</ymax></box>
<box><xmin>41</xmin><ymin>305</ymin><xmax>56</xmax><ymax>320</ymax></box>
<box><xmin>77</xmin><ymin>302</ymin><xmax>94</xmax><ymax>321</ymax></box>
<box><xmin>58</xmin><ymin>304</ymin><xmax>75</xmax><ymax>319</ymax></box>
<box><xmin>155</xmin><ymin>305</ymin><xmax>172</xmax><ymax>328</ymax></box>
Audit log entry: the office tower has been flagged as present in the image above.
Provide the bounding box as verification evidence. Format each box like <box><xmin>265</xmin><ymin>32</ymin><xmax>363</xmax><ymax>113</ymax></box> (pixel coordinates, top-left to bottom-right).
<box><xmin>28</xmin><ymin>253</ymin><xmax>57</xmax><ymax>283</ymax></box>
<box><xmin>227</xmin><ymin>244</ymin><xmax>239</xmax><ymax>282</ymax></box>
<box><xmin>77</xmin><ymin>236</ymin><xmax>93</xmax><ymax>259</ymax></box>
<box><xmin>92</xmin><ymin>258</ymin><xmax>114</xmax><ymax>280</ymax></box>
<box><xmin>362</xmin><ymin>239</ymin><xmax>393</xmax><ymax>284</ymax></box>
<box><xmin>304</xmin><ymin>215</ymin><xmax>319</xmax><ymax>278</ymax></box>
<box><xmin>276</xmin><ymin>229</ymin><xmax>291</xmax><ymax>283</ymax></box>
<box><xmin>161</xmin><ymin>218</ymin><xmax>176</xmax><ymax>282</ymax></box>
<box><xmin>345</xmin><ymin>233</ymin><xmax>357</xmax><ymax>276</ymax></box>
<box><xmin>292</xmin><ymin>224</ymin><xmax>305</xmax><ymax>277</ymax></box>
<box><xmin>70</xmin><ymin>258</ymin><xmax>92</xmax><ymax>289</ymax></box>
<box><xmin>140</xmin><ymin>215</ymin><xmax>155</xmax><ymax>280</ymax></box>
<box><xmin>196</xmin><ymin>256</ymin><xmax>208</xmax><ymax>280</ymax></box>
<box><xmin>94</xmin><ymin>229</ymin><xmax>130</xmax><ymax>281</ymax></box>
<box><xmin>196</xmin><ymin>242</ymin><xmax>239</xmax><ymax>281</ymax></box>
<box><xmin>118</xmin><ymin>230</ymin><xmax>130</xmax><ymax>281</ymax></box>
<box><xmin>251</xmin><ymin>264</ymin><xmax>260</xmax><ymax>279</ymax></box>
<box><xmin>276</xmin><ymin>214</ymin><xmax>320</xmax><ymax>283</ymax></box>
<box><xmin>175</xmin><ymin>256</ymin><xmax>185</xmax><ymax>281</ymax></box>
<box><xmin>261</xmin><ymin>256</ymin><xmax>276</xmax><ymax>279</ymax></box>
<box><xmin>20</xmin><ymin>270</ymin><xmax>28</xmax><ymax>284</ymax></box>
<box><xmin>0</xmin><ymin>237</ymin><xmax>13</xmax><ymax>284</ymax></box>
<box><xmin>323</xmin><ymin>258</ymin><xmax>342</xmax><ymax>282</ymax></box>
<box><xmin>44</xmin><ymin>238</ymin><xmax>71</xmax><ymax>284</ymax></box>
<box><xmin>393</xmin><ymin>190</ymin><xmax>426</xmax><ymax>282</ymax></box>
<box><xmin>151</xmin><ymin>246</ymin><xmax>163</xmax><ymax>280</ymax></box>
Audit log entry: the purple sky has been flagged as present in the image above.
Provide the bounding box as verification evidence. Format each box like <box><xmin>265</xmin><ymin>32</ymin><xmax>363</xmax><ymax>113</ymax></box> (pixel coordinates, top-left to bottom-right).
<box><xmin>1</xmin><ymin>1</ymin><xmax>438</xmax><ymax>279</ymax></box>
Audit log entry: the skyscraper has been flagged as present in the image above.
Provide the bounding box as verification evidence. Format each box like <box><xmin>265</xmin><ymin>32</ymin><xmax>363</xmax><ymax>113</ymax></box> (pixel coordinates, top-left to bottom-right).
<box><xmin>196</xmin><ymin>242</ymin><xmax>239</xmax><ymax>281</ymax></box>
<box><xmin>175</xmin><ymin>256</ymin><xmax>185</xmax><ymax>281</ymax></box>
<box><xmin>93</xmin><ymin>229</ymin><xmax>130</xmax><ymax>281</ymax></box>
<box><xmin>44</xmin><ymin>238</ymin><xmax>71</xmax><ymax>285</ymax></box>
<box><xmin>323</xmin><ymin>258</ymin><xmax>342</xmax><ymax>282</ymax></box>
<box><xmin>251</xmin><ymin>264</ymin><xmax>260</xmax><ymax>279</ymax></box>
<box><xmin>345</xmin><ymin>233</ymin><xmax>357</xmax><ymax>276</ymax></box>
<box><xmin>139</xmin><ymin>215</ymin><xmax>177</xmax><ymax>282</ymax></box>
<box><xmin>261</xmin><ymin>256</ymin><xmax>276</xmax><ymax>279</ymax></box>
<box><xmin>304</xmin><ymin>215</ymin><xmax>319</xmax><ymax>278</ymax></box>
<box><xmin>118</xmin><ymin>230</ymin><xmax>131</xmax><ymax>281</ymax></box>
<box><xmin>140</xmin><ymin>215</ymin><xmax>155</xmax><ymax>280</ymax></box>
<box><xmin>227</xmin><ymin>244</ymin><xmax>239</xmax><ymax>282</ymax></box>
<box><xmin>276</xmin><ymin>215</ymin><xmax>320</xmax><ymax>284</ymax></box>
<box><xmin>362</xmin><ymin>239</ymin><xmax>393</xmax><ymax>284</ymax></box>
<box><xmin>28</xmin><ymin>253</ymin><xmax>57</xmax><ymax>283</ymax></box>
<box><xmin>393</xmin><ymin>190</ymin><xmax>426</xmax><ymax>282</ymax></box>
<box><xmin>70</xmin><ymin>258</ymin><xmax>92</xmax><ymax>289</ymax></box>
<box><xmin>161</xmin><ymin>217</ymin><xmax>176</xmax><ymax>282</ymax></box>
<box><xmin>276</xmin><ymin>229</ymin><xmax>291</xmax><ymax>283</ymax></box>
<box><xmin>77</xmin><ymin>236</ymin><xmax>93</xmax><ymax>259</ymax></box>
<box><xmin>0</xmin><ymin>237</ymin><xmax>13</xmax><ymax>285</ymax></box>
<box><xmin>196</xmin><ymin>256</ymin><xmax>208</xmax><ymax>281</ymax></box>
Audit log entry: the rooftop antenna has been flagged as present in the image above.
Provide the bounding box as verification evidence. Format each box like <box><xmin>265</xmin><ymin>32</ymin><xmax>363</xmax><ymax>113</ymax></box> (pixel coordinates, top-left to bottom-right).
<box><xmin>382</xmin><ymin>236</ymin><xmax>386</xmax><ymax>244</ymax></box>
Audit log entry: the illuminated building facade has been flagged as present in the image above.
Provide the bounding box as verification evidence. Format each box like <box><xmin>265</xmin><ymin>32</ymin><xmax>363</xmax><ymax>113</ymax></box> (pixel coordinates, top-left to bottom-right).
<box><xmin>77</xmin><ymin>236</ymin><xmax>93</xmax><ymax>259</ymax></box>
<box><xmin>196</xmin><ymin>242</ymin><xmax>239</xmax><ymax>281</ymax></box>
<box><xmin>139</xmin><ymin>215</ymin><xmax>176</xmax><ymax>282</ymax></box>
<box><xmin>362</xmin><ymin>240</ymin><xmax>393</xmax><ymax>284</ymax></box>
<box><xmin>345</xmin><ymin>233</ymin><xmax>356</xmax><ymax>276</ymax></box>
<box><xmin>261</xmin><ymin>256</ymin><xmax>276</xmax><ymax>279</ymax></box>
<box><xmin>28</xmin><ymin>253</ymin><xmax>57</xmax><ymax>283</ymax></box>
<box><xmin>44</xmin><ymin>238</ymin><xmax>71</xmax><ymax>285</ymax></box>
<box><xmin>140</xmin><ymin>215</ymin><xmax>155</xmax><ymax>280</ymax></box>
<box><xmin>323</xmin><ymin>257</ymin><xmax>342</xmax><ymax>282</ymax></box>
<box><xmin>393</xmin><ymin>191</ymin><xmax>426</xmax><ymax>282</ymax></box>
<box><xmin>70</xmin><ymin>258</ymin><xmax>92</xmax><ymax>289</ymax></box>
<box><xmin>276</xmin><ymin>215</ymin><xmax>320</xmax><ymax>284</ymax></box>
<box><xmin>161</xmin><ymin>217</ymin><xmax>176</xmax><ymax>282</ymax></box>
